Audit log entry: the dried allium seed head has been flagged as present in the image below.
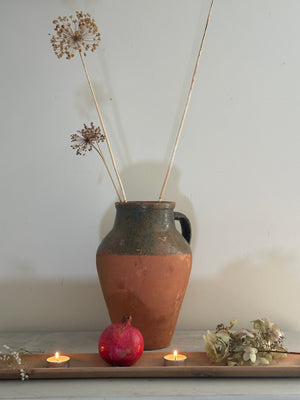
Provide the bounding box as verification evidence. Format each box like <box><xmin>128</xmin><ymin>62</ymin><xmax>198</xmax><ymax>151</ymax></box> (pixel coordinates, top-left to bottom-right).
<box><xmin>71</xmin><ymin>122</ymin><xmax>105</xmax><ymax>155</ymax></box>
<box><xmin>50</xmin><ymin>11</ymin><xmax>101</xmax><ymax>60</ymax></box>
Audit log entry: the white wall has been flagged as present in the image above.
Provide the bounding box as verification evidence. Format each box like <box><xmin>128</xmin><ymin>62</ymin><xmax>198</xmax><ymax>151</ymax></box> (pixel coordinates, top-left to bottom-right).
<box><xmin>0</xmin><ymin>0</ymin><xmax>299</xmax><ymax>333</ymax></box>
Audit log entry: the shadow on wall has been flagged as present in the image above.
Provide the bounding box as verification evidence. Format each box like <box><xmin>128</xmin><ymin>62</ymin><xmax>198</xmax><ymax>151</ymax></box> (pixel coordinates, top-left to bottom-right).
<box><xmin>98</xmin><ymin>160</ymin><xmax>197</xmax><ymax>250</ymax></box>
<box><xmin>0</xmin><ymin>250</ymin><xmax>299</xmax><ymax>332</ymax></box>
<box><xmin>178</xmin><ymin>248</ymin><xmax>300</xmax><ymax>331</ymax></box>
<box><xmin>0</xmin><ymin>278</ymin><xmax>110</xmax><ymax>332</ymax></box>
<box><xmin>0</xmin><ymin>161</ymin><xmax>199</xmax><ymax>332</ymax></box>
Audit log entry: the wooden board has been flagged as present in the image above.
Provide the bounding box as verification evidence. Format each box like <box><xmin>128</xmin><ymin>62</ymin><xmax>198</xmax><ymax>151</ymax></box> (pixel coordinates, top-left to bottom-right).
<box><xmin>1</xmin><ymin>352</ymin><xmax>300</xmax><ymax>379</ymax></box>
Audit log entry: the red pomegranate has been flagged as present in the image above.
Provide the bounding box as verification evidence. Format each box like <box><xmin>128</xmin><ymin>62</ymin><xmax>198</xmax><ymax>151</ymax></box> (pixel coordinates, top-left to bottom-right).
<box><xmin>98</xmin><ymin>316</ymin><xmax>144</xmax><ymax>366</ymax></box>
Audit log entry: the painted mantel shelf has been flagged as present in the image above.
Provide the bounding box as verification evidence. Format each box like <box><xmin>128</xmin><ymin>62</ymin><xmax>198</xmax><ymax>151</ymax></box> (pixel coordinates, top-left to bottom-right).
<box><xmin>1</xmin><ymin>329</ymin><xmax>300</xmax><ymax>399</ymax></box>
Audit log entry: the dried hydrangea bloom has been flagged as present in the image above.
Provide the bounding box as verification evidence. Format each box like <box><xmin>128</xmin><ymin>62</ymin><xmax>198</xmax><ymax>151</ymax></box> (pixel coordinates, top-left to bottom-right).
<box><xmin>203</xmin><ymin>318</ymin><xmax>288</xmax><ymax>366</ymax></box>
<box><xmin>50</xmin><ymin>11</ymin><xmax>101</xmax><ymax>59</ymax></box>
<box><xmin>253</xmin><ymin>318</ymin><xmax>284</xmax><ymax>342</ymax></box>
<box><xmin>71</xmin><ymin>122</ymin><xmax>105</xmax><ymax>155</ymax></box>
<box><xmin>243</xmin><ymin>346</ymin><xmax>258</xmax><ymax>363</ymax></box>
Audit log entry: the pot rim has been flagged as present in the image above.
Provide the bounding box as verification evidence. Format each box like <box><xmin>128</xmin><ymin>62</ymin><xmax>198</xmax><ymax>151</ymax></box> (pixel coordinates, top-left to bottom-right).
<box><xmin>115</xmin><ymin>201</ymin><xmax>175</xmax><ymax>209</ymax></box>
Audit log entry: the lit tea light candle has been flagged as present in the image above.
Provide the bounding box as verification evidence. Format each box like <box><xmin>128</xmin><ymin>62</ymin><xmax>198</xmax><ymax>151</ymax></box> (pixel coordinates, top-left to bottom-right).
<box><xmin>163</xmin><ymin>350</ymin><xmax>187</xmax><ymax>366</ymax></box>
<box><xmin>46</xmin><ymin>352</ymin><xmax>70</xmax><ymax>368</ymax></box>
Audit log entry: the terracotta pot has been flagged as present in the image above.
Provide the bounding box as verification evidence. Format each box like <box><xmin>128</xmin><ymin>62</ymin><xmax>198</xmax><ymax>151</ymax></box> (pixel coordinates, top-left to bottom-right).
<box><xmin>96</xmin><ymin>201</ymin><xmax>192</xmax><ymax>350</ymax></box>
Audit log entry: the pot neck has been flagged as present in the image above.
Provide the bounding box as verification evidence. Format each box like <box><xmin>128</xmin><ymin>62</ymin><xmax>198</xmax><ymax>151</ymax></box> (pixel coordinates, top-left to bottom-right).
<box><xmin>113</xmin><ymin>201</ymin><xmax>176</xmax><ymax>231</ymax></box>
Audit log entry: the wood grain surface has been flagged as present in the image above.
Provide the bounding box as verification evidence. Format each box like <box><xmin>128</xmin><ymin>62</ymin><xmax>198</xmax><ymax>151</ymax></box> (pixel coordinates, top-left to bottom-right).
<box><xmin>1</xmin><ymin>352</ymin><xmax>300</xmax><ymax>379</ymax></box>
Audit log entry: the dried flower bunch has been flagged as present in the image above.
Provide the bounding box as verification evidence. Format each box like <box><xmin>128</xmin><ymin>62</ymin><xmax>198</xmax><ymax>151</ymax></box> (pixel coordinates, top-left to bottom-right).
<box><xmin>0</xmin><ymin>345</ymin><xmax>30</xmax><ymax>380</ymax></box>
<box><xmin>50</xmin><ymin>4</ymin><xmax>214</xmax><ymax>202</ymax></box>
<box><xmin>203</xmin><ymin>318</ymin><xmax>288</xmax><ymax>366</ymax></box>
<box><xmin>71</xmin><ymin>122</ymin><xmax>105</xmax><ymax>156</ymax></box>
<box><xmin>50</xmin><ymin>11</ymin><xmax>101</xmax><ymax>59</ymax></box>
<box><xmin>50</xmin><ymin>11</ymin><xmax>126</xmax><ymax>203</ymax></box>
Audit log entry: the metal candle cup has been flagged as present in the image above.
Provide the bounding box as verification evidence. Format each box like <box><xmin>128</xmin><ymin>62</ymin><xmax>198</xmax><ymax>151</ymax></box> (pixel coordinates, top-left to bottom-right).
<box><xmin>46</xmin><ymin>352</ymin><xmax>70</xmax><ymax>368</ymax></box>
<box><xmin>163</xmin><ymin>350</ymin><xmax>187</xmax><ymax>366</ymax></box>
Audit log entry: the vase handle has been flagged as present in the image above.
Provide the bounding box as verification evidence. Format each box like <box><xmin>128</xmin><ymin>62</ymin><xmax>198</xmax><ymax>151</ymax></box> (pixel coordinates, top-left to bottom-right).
<box><xmin>174</xmin><ymin>212</ymin><xmax>191</xmax><ymax>244</ymax></box>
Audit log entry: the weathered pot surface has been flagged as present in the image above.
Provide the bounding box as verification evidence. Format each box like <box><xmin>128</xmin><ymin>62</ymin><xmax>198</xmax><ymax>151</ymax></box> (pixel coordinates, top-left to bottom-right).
<box><xmin>96</xmin><ymin>201</ymin><xmax>192</xmax><ymax>350</ymax></box>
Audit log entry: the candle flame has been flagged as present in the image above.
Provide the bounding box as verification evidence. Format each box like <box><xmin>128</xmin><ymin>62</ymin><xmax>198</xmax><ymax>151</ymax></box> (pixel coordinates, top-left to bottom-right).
<box><xmin>55</xmin><ymin>352</ymin><xmax>59</xmax><ymax>360</ymax></box>
<box><xmin>173</xmin><ymin>350</ymin><xmax>177</xmax><ymax>360</ymax></box>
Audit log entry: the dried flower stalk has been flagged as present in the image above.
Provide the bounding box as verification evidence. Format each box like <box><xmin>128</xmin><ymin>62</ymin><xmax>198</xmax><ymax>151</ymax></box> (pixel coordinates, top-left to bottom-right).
<box><xmin>0</xmin><ymin>345</ymin><xmax>31</xmax><ymax>381</ymax></box>
<box><xmin>50</xmin><ymin>12</ymin><xmax>126</xmax><ymax>202</ymax></box>
<box><xmin>158</xmin><ymin>0</ymin><xmax>214</xmax><ymax>201</ymax></box>
<box><xmin>71</xmin><ymin>123</ymin><xmax>123</xmax><ymax>202</ymax></box>
<box><xmin>79</xmin><ymin>52</ymin><xmax>127</xmax><ymax>202</ymax></box>
<box><xmin>51</xmin><ymin>6</ymin><xmax>216</xmax><ymax>203</ymax></box>
<box><xmin>71</xmin><ymin>122</ymin><xmax>104</xmax><ymax>155</ymax></box>
<box><xmin>50</xmin><ymin>11</ymin><xmax>101</xmax><ymax>59</ymax></box>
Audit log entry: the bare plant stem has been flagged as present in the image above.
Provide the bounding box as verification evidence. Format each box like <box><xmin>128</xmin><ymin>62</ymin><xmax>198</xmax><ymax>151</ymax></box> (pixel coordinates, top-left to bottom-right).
<box><xmin>92</xmin><ymin>144</ymin><xmax>123</xmax><ymax>202</ymax></box>
<box><xmin>79</xmin><ymin>52</ymin><xmax>127</xmax><ymax>203</ymax></box>
<box><xmin>158</xmin><ymin>0</ymin><xmax>214</xmax><ymax>201</ymax></box>
<box><xmin>260</xmin><ymin>350</ymin><xmax>300</xmax><ymax>355</ymax></box>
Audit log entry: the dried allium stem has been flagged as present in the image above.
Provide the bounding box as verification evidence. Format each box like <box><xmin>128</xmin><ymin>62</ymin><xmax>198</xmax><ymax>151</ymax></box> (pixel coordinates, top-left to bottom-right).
<box><xmin>79</xmin><ymin>52</ymin><xmax>127</xmax><ymax>202</ymax></box>
<box><xmin>158</xmin><ymin>0</ymin><xmax>214</xmax><ymax>201</ymax></box>
<box><xmin>262</xmin><ymin>350</ymin><xmax>300</xmax><ymax>355</ymax></box>
<box><xmin>92</xmin><ymin>144</ymin><xmax>123</xmax><ymax>202</ymax></box>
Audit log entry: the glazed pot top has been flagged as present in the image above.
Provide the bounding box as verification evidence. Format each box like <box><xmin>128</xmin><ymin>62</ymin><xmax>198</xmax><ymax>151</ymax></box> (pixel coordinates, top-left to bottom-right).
<box><xmin>115</xmin><ymin>201</ymin><xmax>175</xmax><ymax>209</ymax></box>
<box><xmin>97</xmin><ymin>201</ymin><xmax>191</xmax><ymax>255</ymax></box>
